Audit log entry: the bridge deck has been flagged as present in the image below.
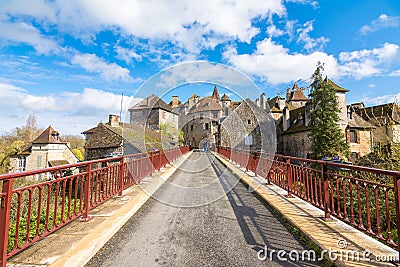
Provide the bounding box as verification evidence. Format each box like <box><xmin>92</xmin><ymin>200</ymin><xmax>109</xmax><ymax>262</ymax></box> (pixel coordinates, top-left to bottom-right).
<box><xmin>87</xmin><ymin>151</ymin><xmax>324</xmax><ymax>266</ymax></box>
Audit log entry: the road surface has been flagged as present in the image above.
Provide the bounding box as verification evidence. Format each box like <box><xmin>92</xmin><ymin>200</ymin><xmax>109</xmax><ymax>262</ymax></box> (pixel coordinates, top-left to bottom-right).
<box><xmin>87</xmin><ymin>151</ymin><xmax>324</xmax><ymax>266</ymax></box>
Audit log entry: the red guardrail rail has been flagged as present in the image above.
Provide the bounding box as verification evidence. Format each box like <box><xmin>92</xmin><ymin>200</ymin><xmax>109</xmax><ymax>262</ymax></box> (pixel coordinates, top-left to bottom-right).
<box><xmin>216</xmin><ymin>146</ymin><xmax>400</xmax><ymax>259</ymax></box>
<box><xmin>0</xmin><ymin>146</ymin><xmax>190</xmax><ymax>266</ymax></box>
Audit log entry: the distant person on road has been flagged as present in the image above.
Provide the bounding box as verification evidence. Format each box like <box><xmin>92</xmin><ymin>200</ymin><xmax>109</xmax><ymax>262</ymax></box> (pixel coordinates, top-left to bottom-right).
<box><xmin>203</xmin><ymin>143</ymin><xmax>209</xmax><ymax>153</ymax></box>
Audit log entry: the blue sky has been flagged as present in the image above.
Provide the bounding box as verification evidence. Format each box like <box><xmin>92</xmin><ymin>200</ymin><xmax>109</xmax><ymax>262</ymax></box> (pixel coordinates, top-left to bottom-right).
<box><xmin>0</xmin><ymin>0</ymin><xmax>399</xmax><ymax>135</ymax></box>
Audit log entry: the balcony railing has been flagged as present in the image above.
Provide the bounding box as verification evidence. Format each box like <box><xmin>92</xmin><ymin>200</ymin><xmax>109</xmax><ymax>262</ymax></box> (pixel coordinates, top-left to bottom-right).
<box><xmin>216</xmin><ymin>146</ymin><xmax>400</xmax><ymax>259</ymax></box>
<box><xmin>0</xmin><ymin>146</ymin><xmax>190</xmax><ymax>266</ymax></box>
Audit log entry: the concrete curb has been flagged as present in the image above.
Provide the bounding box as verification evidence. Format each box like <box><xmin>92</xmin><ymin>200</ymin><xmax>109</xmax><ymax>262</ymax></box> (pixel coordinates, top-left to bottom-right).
<box><xmin>213</xmin><ymin>152</ymin><xmax>397</xmax><ymax>267</ymax></box>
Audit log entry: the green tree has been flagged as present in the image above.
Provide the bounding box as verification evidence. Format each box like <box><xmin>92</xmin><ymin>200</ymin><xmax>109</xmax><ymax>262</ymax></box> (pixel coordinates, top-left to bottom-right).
<box><xmin>309</xmin><ymin>63</ymin><xmax>350</xmax><ymax>160</ymax></box>
<box><xmin>0</xmin><ymin>114</ymin><xmax>42</xmax><ymax>174</ymax></box>
<box><xmin>72</xmin><ymin>148</ymin><xmax>84</xmax><ymax>161</ymax></box>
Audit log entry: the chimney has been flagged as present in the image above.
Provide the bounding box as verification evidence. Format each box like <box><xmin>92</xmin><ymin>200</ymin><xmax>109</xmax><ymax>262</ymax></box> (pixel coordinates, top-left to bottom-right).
<box><xmin>109</xmin><ymin>114</ymin><xmax>120</xmax><ymax>127</ymax></box>
<box><xmin>286</xmin><ymin>87</ymin><xmax>291</xmax><ymax>101</ymax></box>
<box><xmin>260</xmin><ymin>93</ymin><xmax>266</xmax><ymax>110</ymax></box>
<box><xmin>282</xmin><ymin>107</ymin><xmax>290</xmax><ymax>131</ymax></box>
<box><xmin>255</xmin><ymin>98</ymin><xmax>260</xmax><ymax>107</ymax></box>
<box><xmin>172</xmin><ymin>96</ymin><xmax>179</xmax><ymax>108</ymax></box>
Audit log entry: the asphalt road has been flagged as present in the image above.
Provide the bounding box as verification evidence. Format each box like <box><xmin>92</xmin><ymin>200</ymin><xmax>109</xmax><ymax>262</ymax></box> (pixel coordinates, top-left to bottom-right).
<box><xmin>86</xmin><ymin>151</ymin><xmax>325</xmax><ymax>267</ymax></box>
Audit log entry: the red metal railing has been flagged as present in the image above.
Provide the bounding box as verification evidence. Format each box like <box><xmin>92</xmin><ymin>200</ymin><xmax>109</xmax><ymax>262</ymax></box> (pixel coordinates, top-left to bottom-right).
<box><xmin>0</xmin><ymin>146</ymin><xmax>190</xmax><ymax>266</ymax></box>
<box><xmin>216</xmin><ymin>146</ymin><xmax>400</xmax><ymax>257</ymax></box>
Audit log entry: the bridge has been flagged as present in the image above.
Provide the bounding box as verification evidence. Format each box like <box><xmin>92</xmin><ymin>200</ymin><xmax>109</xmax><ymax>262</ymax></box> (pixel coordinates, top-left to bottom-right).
<box><xmin>1</xmin><ymin>147</ymin><xmax>400</xmax><ymax>266</ymax></box>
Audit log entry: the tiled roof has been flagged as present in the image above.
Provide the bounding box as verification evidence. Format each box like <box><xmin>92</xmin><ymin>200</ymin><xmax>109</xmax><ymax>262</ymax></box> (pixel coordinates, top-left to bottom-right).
<box><xmin>32</xmin><ymin>125</ymin><xmax>66</xmax><ymax>144</ymax></box>
<box><xmin>347</xmin><ymin>112</ymin><xmax>375</xmax><ymax>129</ymax></box>
<box><xmin>356</xmin><ymin>103</ymin><xmax>400</xmax><ymax>124</ymax></box>
<box><xmin>288</xmin><ymin>89</ymin><xmax>309</xmax><ymax>101</ymax></box>
<box><xmin>212</xmin><ymin>86</ymin><xmax>220</xmax><ymax>100</ymax></box>
<box><xmin>267</xmin><ymin>96</ymin><xmax>281</xmax><ymax>109</ymax></box>
<box><xmin>221</xmin><ymin>93</ymin><xmax>230</xmax><ymax>101</ymax></box>
<box><xmin>82</xmin><ymin>122</ymin><xmax>176</xmax><ymax>152</ymax></box>
<box><xmin>129</xmin><ymin>94</ymin><xmax>175</xmax><ymax>113</ymax></box>
<box><xmin>270</xmin><ymin>107</ymin><xmax>282</xmax><ymax>113</ymax></box>
<box><xmin>281</xmin><ymin>106</ymin><xmax>310</xmax><ymax>134</ymax></box>
<box><xmin>188</xmin><ymin>97</ymin><xmax>223</xmax><ymax>114</ymax></box>
<box><xmin>324</xmin><ymin>77</ymin><xmax>349</xmax><ymax>93</ymax></box>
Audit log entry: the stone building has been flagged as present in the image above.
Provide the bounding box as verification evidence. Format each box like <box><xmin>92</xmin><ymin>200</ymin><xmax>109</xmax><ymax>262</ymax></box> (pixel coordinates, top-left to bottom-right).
<box><xmin>285</xmin><ymin>84</ymin><xmax>310</xmax><ymax>108</ymax></box>
<box><xmin>356</xmin><ymin>102</ymin><xmax>400</xmax><ymax>147</ymax></box>
<box><xmin>219</xmin><ymin>98</ymin><xmax>276</xmax><ymax>152</ymax></box>
<box><xmin>82</xmin><ymin>115</ymin><xmax>177</xmax><ymax>160</ymax></box>
<box><xmin>129</xmin><ymin>94</ymin><xmax>178</xmax><ymax>131</ymax></box>
<box><xmin>175</xmin><ymin>86</ymin><xmax>236</xmax><ymax>149</ymax></box>
<box><xmin>276</xmin><ymin>78</ymin><xmax>374</xmax><ymax>161</ymax></box>
<box><xmin>9</xmin><ymin>125</ymin><xmax>79</xmax><ymax>180</ymax></box>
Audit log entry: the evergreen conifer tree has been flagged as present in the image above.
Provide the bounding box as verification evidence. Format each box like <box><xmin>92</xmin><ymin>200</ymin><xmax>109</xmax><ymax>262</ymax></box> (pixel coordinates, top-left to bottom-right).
<box><xmin>309</xmin><ymin>63</ymin><xmax>350</xmax><ymax>160</ymax></box>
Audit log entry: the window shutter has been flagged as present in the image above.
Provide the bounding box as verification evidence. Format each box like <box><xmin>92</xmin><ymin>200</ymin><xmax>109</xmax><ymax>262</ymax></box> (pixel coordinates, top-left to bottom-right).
<box><xmin>356</xmin><ymin>130</ymin><xmax>360</xmax><ymax>143</ymax></box>
<box><xmin>346</xmin><ymin>130</ymin><xmax>350</xmax><ymax>143</ymax></box>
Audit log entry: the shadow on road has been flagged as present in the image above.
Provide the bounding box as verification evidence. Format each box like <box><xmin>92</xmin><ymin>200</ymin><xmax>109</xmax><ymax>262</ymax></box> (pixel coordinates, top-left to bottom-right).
<box><xmin>208</xmin><ymin>153</ymin><xmax>326</xmax><ymax>267</ymax></box>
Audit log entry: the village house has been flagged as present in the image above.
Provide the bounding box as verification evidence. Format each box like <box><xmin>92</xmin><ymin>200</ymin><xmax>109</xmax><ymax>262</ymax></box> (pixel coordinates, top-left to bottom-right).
<box><xmin>129</xmin><ymin>94</ymin><xmax>179</xmax><ymax>131</ymax></box>
<box><xmin>265</xmin><ymin>78</ymin><xmax>374</xmax><ymax>161</ymax></box>
<box><xmin>82</xmin><ymin>114</ymin><xmax>177</xmax><ymax>160</ymax></box>
<box><xmin>174</xmin><ymin>86</ymin><xmax>236</xmax><ymax>149</ymax></box>
<box><xmin>355</xmin><ymin>102</ymin><xmax>400</xmax><ymax>147</ymax></box>
<box><xmin>9</xmin><ymin>125</ymin><xmax>79</xmax><ymax>180</ymax></box>
<box><xmin>218</xmin><ymin>98</ymin><xmax>276</xmax><ymax>152</ymax></box>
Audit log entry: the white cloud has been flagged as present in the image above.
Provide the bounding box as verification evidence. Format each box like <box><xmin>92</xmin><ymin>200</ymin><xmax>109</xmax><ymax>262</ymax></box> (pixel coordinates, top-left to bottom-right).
<box><xmin>296</xmin><ymin>21</ymin><xmax>329</xmax><ymax>52</ymax></box>
<box><xmin>286</xmin><ymin>0</ymin><xmax>318</xmax><ymax>9</ymax></box>
<box><xmin>224</xmin><ymin>38</ymin><xmax>339</xmax><ymax>84</ymax></box>
<box><xmin>115</xmin><ymin>46</ymin><xmax>142</xmax><ymax>64</ymax></box>
<box><xmin>266</xmin><ymin>24</ymin><xmax>285</xmax><ymax>38</ymax></box>
<box><xmin>359</xmin><ymin>14</ymin><xmax>400</xmax><ymax>35</ymax></box>
<box><xmin>339</xmin><ymin>43</ymin><xmax>400</xmax><ymax>79</ymax></box>
<box><xmin>0</xmin><ymin>82</ymin><xmax>142</xmax><ymax>134</ymax></box>
<box><xmin>390</xmin><ymin>69</ymin><xmax>400</xmax><ymax>77</ymax></box>
<box><xmin>71</xmin><ymin>53</ymin><xmax>132</xmax><ymax>82</ymax></box>
<box><xmin>224</xmin><ymin>39</ymin><xmax>400</xmax><ymax>84</ymax></box>
<box><xmin>0</xmin><ymin>20</ymin><xmax>58</xmax><ymax>55</ymax></box>
<box><xmin>1</xmin><ymin>0</ymin><xmax>286</xmax><ymax>53</ymax></box>
<box><xmin>154</xmin><ymin>62</ymin><xmax>257</xmax><ymax>95</ymax></box>
<box><xmin>361</xmin><ymin>92</ymin><xmax>400</xmax><ymax>106</ymax></box>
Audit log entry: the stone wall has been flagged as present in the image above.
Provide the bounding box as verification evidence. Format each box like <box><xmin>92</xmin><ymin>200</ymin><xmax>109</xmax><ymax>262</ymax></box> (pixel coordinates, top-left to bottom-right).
<box><xmin>347</xmin><ymin>129</ymin><xmax>372</xmax><ymax>158</ymax></box>
<box><xmin>282</xmin><ymin>131</ymin><xmax>311</xmax><ymax>158</ymax></box>
<box><xmin>183</xmin><ymin>117</ymin><xmax>217</xmax><ymax>149</ymax></box>
<box><xmin>130</xmin><ymin>109</ymin><xmax>150</xmax><ymax>126</ymax></box>
<box><xmin>220</xmin><ymin>100</ymin><xmax>276</xmax><ymax>153</ymax></box>
<box><xmin>391</xmin><ymin>124</ymin><xmax>400</xmax><ymax>143</ymax></box>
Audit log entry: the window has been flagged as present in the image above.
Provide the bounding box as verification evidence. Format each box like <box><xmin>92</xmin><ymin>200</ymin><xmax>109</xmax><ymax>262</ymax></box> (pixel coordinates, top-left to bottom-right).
<box><xmin>200</xmin><ymin>113</ymin><xmax>204</xmax><ymax>119</ymax></box>
<box><xmin>18</xmin><ymin>157</ymin><xmax>26</xmax><ymax>171</ymax></box>
<box><xmin>204</xmin><ymin>123</ymin><xmax>209</xmax><ymax>130</ymax></box>
<box><xmin>190</xmin><ymin>124</ymin><xmax>193</xmax><ymax>131</ymax></box>
<box><xmin>247</xmin><ymin>119</ymin><xmax>251</xmax><ymax>125</ymax></box>
<box><xmin>244</xmin><ymin>134</ymin><xmax>253</xmax><ymax>146</ymax></box>
<box><xmin>349</xmin><ymin>130</ymin><xmax>357</xmax><ymax>143</ymax></box>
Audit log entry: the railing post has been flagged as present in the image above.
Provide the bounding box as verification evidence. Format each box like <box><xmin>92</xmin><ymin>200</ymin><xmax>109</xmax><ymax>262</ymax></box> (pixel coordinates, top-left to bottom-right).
<box><xmin>0</xmin><ymin>179</ymin><xmax>13</xmax><ymax>267</ymax></box>
<box><xmin>322</xmin><ymin>162</ymin><xmax>331</xmax><ymax>220</ymax></box>
<box><xmin>393</xmin><ymin>173</ymin><xmax>400</xmax><ymax>262</ymax></box>
<box><xmin>286</xmin><ymin>158</ymin><xmax>293</xmax><ymax>198</ymax></box>
<box><xmin>82</xmin><ymin>163</ymin><xmax>92</xmax><ymax>221</ymax></box>
<box><xmin>118</xmin><ymin>157</ymin><xmax>124</xmax><ymax>196</ymax></box>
